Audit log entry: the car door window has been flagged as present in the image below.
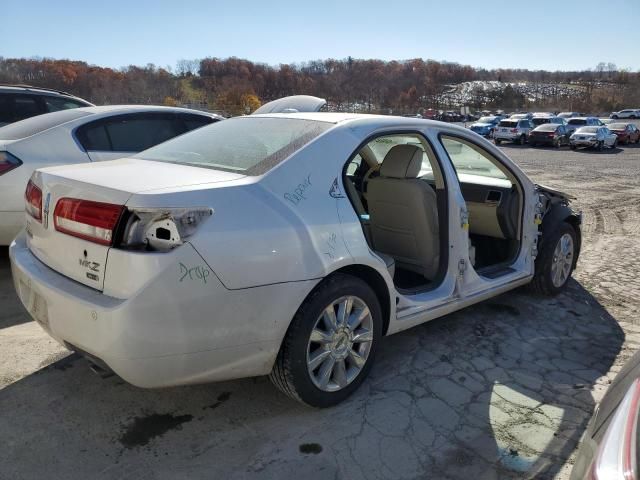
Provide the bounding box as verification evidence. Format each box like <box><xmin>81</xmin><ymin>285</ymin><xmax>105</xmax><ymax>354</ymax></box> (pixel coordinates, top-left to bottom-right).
<box><xmin>106</xmin><ymin>115</ymin><xmax>179</xmax><ymax>152</ymax></box>
<box><xmin>440</xmin><ymin>136</ymin><xmax>509</xmax><ymax>181</ymax></box>
<box><xmin>13</xmin><ymin>95</ymin><xmax>42</xmax><ymax>121</ymax></box>
<box><xmin>177</xmin><ymin>114</ymin><xmax>216</xmax><ymax>132</ymax></box>
<box><xmin>44</xmin><ymin>96</ymin><xmax>88</xmax><ymax>112</ymax></box>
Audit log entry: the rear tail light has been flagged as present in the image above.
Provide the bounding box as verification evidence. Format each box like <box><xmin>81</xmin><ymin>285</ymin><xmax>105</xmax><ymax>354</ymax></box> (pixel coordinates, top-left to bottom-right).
<box><xmin>0</xmin><ymin>151</ymin><xmax>22</xmax><ymax>176</ymax></box>
<box><xmin>25</xmin><ymin>180</ymin><xmax>43</xmax><ymax>221</ymax></box>
<box><xmin>511</xmin><ymin>128</ymin><xmax>519</xmax><ymax>133</ymax></box>
<box><xmin>588</xmin><ymin>378</ymin><xmax>640</xmax><ymax>479</ymax></box>
<box><xmin>120</xmin><ymin>207</ymin><xmax>213</xmax><ymax>251</ymax></box>
<box><xmin>54</xmin><ymin>198</ymin><xmax>124</xmax><ymax>246</ymax></box>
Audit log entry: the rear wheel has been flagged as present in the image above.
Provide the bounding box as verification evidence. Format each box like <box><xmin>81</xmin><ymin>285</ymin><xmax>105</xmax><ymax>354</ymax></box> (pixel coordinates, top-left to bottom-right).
<box><xmin>597</xmin><ymin>141</ymin><xmax>604</xmax><ymax>151</ymax></box>
<box><xmin>494</xmin><ymin>138</ymin><xmax>501</xmax><ymax>145</ymax></box>
<box><xmin>529</xmin><ymin>222</ymin><xmax>577</xmax><ymax>296</ymax></box>
<box><xmin>530</xmin><ymin>141</ymin><xmax>537</xmax><ymax>147</ymax></box>
<box><xmin>519</xmin><ymin>134</ymin><xmax>526</xmax><ymax>145</ymax></box>
<box><xmin>554</xmin><ymin>138</ymin><xmax>561</xmax><ymax>148</ymax></box>
<box><xmin>612</xmin><ymin>115</ymin><xmax>619</xmax><ymax>119</ymax></box>
<box><xmin>270</xmin><ymin>274</ymin><xmax>382</xmax><ymax>407</ymax></box>
<box><xmin>570</xmin><ymin>144</ymin><xmax>577</xmax><ymax>150</ymax></box>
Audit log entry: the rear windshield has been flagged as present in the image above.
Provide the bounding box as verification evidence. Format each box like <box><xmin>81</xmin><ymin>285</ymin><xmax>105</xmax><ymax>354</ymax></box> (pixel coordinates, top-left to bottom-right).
<box><xmin>535</xmin><ymin>124</ymin><xmax>558</xmax><ymax>132</ymax></box>
<box><xmin>478</xmin><ymin>116</ymin><xmax>496</xmax><ymax>123</ymax></box>
<box><xmin>0</xmin><ymin>109</ymin><xmax>92</xmax><ymax>140</ymax></box>
<box><xmin>577</xmin><ymin>127</ymin><xmax>598</xmax><ymax>133</ymax></box>
<box><xmin>568</xmin><ymin>119</ymin><xmax>587</xmax><ymax>125</ymax></box>
<box><xmin>532</xmin><ymin>117</ymin><xmax>551</xmax><ymax>125</ymax></box>
<box><xmin>135</xmin><ymin>117</ymin><xmax>333</xmax><ymax>175</ymax></box>
<box><xmin>498</xmin><ymin>120</ymin><xmax>518</xmax><ymax>127</ymax></box>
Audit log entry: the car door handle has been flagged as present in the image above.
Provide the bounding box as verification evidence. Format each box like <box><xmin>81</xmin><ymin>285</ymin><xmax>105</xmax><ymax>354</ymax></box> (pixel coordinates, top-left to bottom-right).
<box><xmin>485</xmin><ymin>190</ymin><xmax>502</xmax><ymax>204</ymax></box>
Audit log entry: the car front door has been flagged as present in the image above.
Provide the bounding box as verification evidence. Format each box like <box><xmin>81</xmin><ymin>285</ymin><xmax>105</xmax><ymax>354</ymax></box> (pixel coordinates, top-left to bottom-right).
<box><xmin>428</xmin><ymin>129</ymin><xmax>536</xmax><ymax>300</ymax></box>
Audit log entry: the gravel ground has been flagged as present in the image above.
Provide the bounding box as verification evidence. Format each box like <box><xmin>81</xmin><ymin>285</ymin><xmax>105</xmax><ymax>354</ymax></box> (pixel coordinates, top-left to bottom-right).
<box><xmin>1</xmin><ymin>138</ymin><xmax>640</xmax><ymax>479</ymax></box>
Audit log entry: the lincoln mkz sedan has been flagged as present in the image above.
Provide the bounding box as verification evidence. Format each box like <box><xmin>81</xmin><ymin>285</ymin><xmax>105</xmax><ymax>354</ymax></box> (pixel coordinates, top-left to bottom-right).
<box><xmin>10</xmin><ymin>113</ymin><xmax>582</xmax><ymax>407</ymax></box>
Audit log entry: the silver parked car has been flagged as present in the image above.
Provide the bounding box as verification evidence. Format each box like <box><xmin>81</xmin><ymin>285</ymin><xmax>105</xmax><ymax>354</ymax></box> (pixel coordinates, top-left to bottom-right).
<box><xmin>570</xmin><ymin>126</ymin><xmax>618</xmax><ymax>150</ymax></box>
<box><xmin>566</xmin><ymin>117</ymin><xmax>603</xmax><ymax>135</ymax></box>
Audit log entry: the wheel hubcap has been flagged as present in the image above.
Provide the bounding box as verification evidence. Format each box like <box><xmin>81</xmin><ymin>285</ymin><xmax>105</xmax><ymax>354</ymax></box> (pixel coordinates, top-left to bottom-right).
<box><xmin>551</xmin><ymin>233</ymin><xmax>574</xmax><ymax>288</ymax></box>
<box><xmin>306</xmin><ymin>295</ymin><xmax>374</xmax><ymax>392</ymax></box>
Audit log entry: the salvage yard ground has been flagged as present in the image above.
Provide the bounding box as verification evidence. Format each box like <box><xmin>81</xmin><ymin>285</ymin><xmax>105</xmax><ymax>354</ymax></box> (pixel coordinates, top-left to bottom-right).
<box><xmin>2</xmin><ymin>135</ymin><xmax>640</xmax><ymax>479</ymax></box>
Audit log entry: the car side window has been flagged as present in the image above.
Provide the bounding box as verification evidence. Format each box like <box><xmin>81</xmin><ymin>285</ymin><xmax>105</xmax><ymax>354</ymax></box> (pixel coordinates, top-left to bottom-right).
<box><xmin>13</xmin><ymin>95</ymin><xmax>42</xmax><ymax>121</ymax></box>
<box><xmin>106</xmin><ymin>115</ymin><xmax>180</xmax><ymax>152</ymax></box>
<box><xmin>44</xmin><ymin>97</ymin><xmax>87</xmax><ymax>112</ymax></box>
<box><xmin>440</xmin><ymin>135</ymin><xmax>509</xmax><ymax>181</ymax></box>
<box><xmin>177</xmin><ymin>113</ymin><xmax>216</xmax><ymax>133</ymax></box>
<box><xmin>346</xmin><ymin>154</ymin><xmax>363</xmax><ymax>176</ymax></box>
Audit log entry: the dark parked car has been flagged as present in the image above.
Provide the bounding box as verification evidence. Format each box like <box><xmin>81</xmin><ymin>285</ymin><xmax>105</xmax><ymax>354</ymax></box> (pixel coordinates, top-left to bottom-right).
<box><xmin>571</xmin><ymin>349</ymin><xmax>640</xmax><ymax>479</ymax></box>
<box><xmin>528</xmin><ymin>124</ymin><xmax>570</xmax><ymax>147</ymax></box>
<box><xmin>608</xmin><ymin>122</ymin><xmax>640</xmax><ymax>145</ymax></box>
<box><xmin>0</xmin><ymin>84</ymin><xmax>93</xmax><ymax>127</ymax></box>
<box><xmin>531</xmin><ymin>116</ymin><xmax>567</xmax><ymax>127</ymax></box>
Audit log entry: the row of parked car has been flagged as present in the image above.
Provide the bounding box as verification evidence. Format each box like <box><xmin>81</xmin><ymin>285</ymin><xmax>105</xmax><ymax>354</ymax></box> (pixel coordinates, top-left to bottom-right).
<box><xmin>469</xmin><ymin>111</ymin><xmax>640</xmax><ymax>150</ymax></box>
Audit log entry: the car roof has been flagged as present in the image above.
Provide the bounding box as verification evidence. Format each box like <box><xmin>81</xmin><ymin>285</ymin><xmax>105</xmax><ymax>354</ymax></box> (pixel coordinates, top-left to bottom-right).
<box><xmin>247</xmin><ymin>112</ymin><xmax>481</xmax><ymax>135</ymax></box>
<box><xmin>0</xmin><ymin>84</ymin><xmax>91</xmax><ymax>101</ymax></box>
<box><xmin>72</xmin><ymin>105</ymin><xmax>223</xmax><ymax>118</ymax></box>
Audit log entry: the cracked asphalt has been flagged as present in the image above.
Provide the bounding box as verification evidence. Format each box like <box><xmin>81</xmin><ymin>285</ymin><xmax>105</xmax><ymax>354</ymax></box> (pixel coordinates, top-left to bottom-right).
<box><xmin>2</xmin><ymin>138</ymin><xmax>640</xmax><ymax>479</ymax></box>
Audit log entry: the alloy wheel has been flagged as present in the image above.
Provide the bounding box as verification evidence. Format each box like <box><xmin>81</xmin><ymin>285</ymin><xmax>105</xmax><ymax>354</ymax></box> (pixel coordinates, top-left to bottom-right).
<box><xmin>306</xmin><ymin>296</ymin><xmax>374</xmax><ymax>392</ymax></box>
<box><xmin>551</xmin><ymin>233</ymin><xmax>574</xmax><ymax>288</ymax></box>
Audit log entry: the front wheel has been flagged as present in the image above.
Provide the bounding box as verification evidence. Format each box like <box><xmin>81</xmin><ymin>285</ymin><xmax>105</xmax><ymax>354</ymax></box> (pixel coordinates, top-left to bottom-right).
<box><xmin>270</xmin><ymin>274</ymin><xmax>382</xmax><ymax>407</ymax></box>
<box><xmin>529</xmin><ymin>222</ymin><xmax>577</xmax><ymax>295</ymax></box>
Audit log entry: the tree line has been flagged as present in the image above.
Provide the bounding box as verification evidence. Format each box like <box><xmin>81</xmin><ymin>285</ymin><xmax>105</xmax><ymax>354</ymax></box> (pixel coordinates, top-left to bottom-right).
<box><xmin>1</xmin><ymin>56</ymin><xmax>638</xmax><ymax>116</ymax></box>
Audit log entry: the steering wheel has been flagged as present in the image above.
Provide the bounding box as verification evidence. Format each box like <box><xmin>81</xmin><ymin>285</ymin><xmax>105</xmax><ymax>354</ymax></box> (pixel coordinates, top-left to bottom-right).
<box><xmin>361</xmin><ymin>164</ymin><xmax>381</xmax><ymax>201</ymax></box>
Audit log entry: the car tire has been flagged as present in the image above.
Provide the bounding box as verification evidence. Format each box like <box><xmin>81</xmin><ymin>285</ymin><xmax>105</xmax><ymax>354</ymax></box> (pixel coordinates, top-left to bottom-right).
<box><xmin>519</xmin><ymin>134</ymin><xmax>526</xmax><ymax>145</ymax></box>
<box><xmin>529</xmin><ymin>222</ymin><xmax>577</xmax><ymax>296</ymax></box>
<box><xmin>570</xmin><ymin>144</ymin><xmax>577</xmax><ymax>150</ymax></box>
<box><xmin>612</xmin><ymin>115</ymin><xmax>619</xmax><ymax>119</ymax></box>
<box><xmin>597</xmin><ymin>141</ymin><xmax>604</xmax><ymax>151</ymax></box>
<box><xmin>554</xmin><ymin>139</ymin><xmax>561</xmax><ymax>148</ymax></box>
<box><xmin>612</xmin><ymin>139</ymin><xmax>618</xmax><ymax>149</ymax></box>
<box><xmin>494</xmin><ymin>139</ymin><xmax>501</xmax><ymax>145</ymax></box>
<box><xmin>631</xmin><ymin>115</ymin><xmax>637</xmax><ymax>119</ymax></box>
<box><xmin>269</xmin><ymin>273</ymin><xmax>383</xmax><ymax>408</ymax></box>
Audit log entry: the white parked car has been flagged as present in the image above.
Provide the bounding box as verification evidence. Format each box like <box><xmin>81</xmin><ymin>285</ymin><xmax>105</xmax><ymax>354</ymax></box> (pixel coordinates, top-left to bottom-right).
<box><xmin>10</xmin><ymin>113</ymin><xmax>582</xmax><ymax>407</ymax></box>
<box><xmin>570</xmin><ymin>126</ymin><xmax>618</xmax><ymax>150</ymax></box>
<box><xmin>493</xmin><ymin>118</ymin><xmax>535</xmax><ymax>145</ymax></box>
<box><xmin>610</xmin><ymin>109</ymin><xmax>640</xmax><ymax>119</ymax></box>
<box><xmin>0</xmin><ymin>106</ymin><xmax>223</xmax><ymax>245</ymax></box>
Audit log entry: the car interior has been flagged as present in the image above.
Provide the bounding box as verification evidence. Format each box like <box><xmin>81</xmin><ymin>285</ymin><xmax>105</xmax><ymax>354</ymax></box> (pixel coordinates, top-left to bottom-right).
<box><xmin>343</xmin><ymin>133</ymin><xmax>523</xmax><ymax>293</ymax></box>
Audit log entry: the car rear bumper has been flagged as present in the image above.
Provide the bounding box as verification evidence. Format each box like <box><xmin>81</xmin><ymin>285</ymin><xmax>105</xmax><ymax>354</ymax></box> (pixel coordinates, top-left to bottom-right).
<box><xmin>494</xmin><ymin>132</ymin><xmax>521</xmax><ymax>140</ymax></box>
<box><xmin>9</xmin><ymin>231</ymin><xmax>318</xmax><ymax>387</ymax></box>
<box><xmin>529</xmin><ymin>137</ymin><xmax>556</xmax><ymax>145</ymax></box>
<box><xmin>570</xmin><ymin>139</ymin><xmax>598</xmax><ymax>147</ymax></box>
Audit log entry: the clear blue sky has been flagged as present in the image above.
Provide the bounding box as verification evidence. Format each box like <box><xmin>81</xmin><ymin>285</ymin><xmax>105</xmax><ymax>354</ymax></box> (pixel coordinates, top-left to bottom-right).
<box><xmin>4</xmin><ymin>0</ymin><xmax>639</xmax><ymax>71</ymax></box>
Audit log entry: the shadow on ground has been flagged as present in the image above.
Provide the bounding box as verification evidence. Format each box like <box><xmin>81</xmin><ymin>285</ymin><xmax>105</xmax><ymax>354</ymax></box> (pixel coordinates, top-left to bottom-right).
<box><xmin>0</xmin><ymin>280</ymin><xmax>623</xmax><ymax>480</ymax></box>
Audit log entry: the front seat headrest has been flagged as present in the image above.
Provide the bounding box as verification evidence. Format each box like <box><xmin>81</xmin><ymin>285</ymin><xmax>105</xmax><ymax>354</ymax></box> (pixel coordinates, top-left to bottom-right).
<box><xmin>380</xmin><ymin>144</ymin><xmax>423</xmax><ymax>179</ymax></box>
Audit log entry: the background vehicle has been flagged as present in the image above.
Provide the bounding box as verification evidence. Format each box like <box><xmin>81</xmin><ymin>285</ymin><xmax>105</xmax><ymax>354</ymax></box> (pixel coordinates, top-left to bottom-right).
<box><xmin>608</xmin><ymin>122</ymin><xmax>640</xmax><ymax>144</ymax></box>
<box><xmin>0</xmin><ymin>84</ymin><xmax>93</xmax><ymax>127</ymax></box>
<box><xmin>0</xmin><ymin>105</ymin><xmax>222</xmax><ymax>245</ymax></box>
<box><xmin>610</xmin><ymin>109</ymin><xmax>640</xmax><ymax>119</ymax></box>
<box><xmin>468</xmin><ymin>115</ymin><xmax>500</xmax><ymax>137</ymax></box>
<box><xmin>10</xmin><ymin>113</ymin><xmax>581</xmax><ymax>408</ymax></box>
<box><xmin>529</xmin><ymin>124</ymin><xmax>570</xmax><ymax>147</ymax></box>
<box><xmin>566</xmin><ymin>117</ymin><xmax>603</xmax><ymax>134</ymax></box>
<box><xmin>494</xmin><ymin>118</ymin><xmax>534</xmax><ymax>144</ymax></box>
<box><xmin>509</xmin><ymin>113</ymin><xmax>533</xmax><ymax>120</ymax></box>
<box><xmin>558</xmin><ymin>112</ymin><xmax>583</xmax><ymax>119</ymax></box>
<box><xmin>531</xmin><ymin>116</ymin><xmax>568</xmax><ymax>127</ymax></box>
<box><xmin>570</xmin><ymin>126</ymin><xmax>618</xmax><ymax>150</ymax></box>
<box><xmin>570</xmin><ymin>349</ymin><xmax>640</xmax><ymax>479</ymax></box>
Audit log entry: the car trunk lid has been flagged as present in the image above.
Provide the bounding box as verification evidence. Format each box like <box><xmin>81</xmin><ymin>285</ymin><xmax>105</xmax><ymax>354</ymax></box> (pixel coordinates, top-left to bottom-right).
<box><xmin>26</xmin><ymin>159</ymin><xmax>244</xmax><ymax>290</ymax></box>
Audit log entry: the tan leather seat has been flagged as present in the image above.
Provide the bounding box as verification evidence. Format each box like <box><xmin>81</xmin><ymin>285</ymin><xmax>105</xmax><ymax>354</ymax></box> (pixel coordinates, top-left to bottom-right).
<box><xmin>367</xmin><ymin>145</ymin><xmax>439</xmax><ymax>280</ymax></box>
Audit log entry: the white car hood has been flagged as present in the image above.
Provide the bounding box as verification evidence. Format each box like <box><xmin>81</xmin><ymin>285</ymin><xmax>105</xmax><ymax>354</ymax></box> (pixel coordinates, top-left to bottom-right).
<box><xmin>38</xmin><ymin>157</ymin><xmax>245</xmax><ymax>194</ymax></box>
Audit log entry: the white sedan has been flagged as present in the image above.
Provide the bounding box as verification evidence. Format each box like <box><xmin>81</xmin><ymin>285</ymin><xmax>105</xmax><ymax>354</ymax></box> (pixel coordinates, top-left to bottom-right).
<box><xmin>0</xmin><ymin>106</ymin><xmax>223</xmax><ymax>245</ymax></box>
<box><xmin>10</xmin><ymin>113</ymin><xmax>582</xmax><ymax>407</ymax></box>
<box><xmin>569</xmin><ymin>126</ymin><xmax>618</xmax><ymax>150</ymax></box>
